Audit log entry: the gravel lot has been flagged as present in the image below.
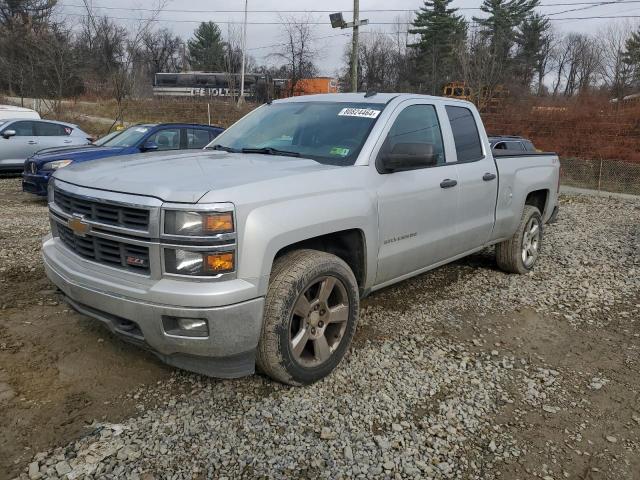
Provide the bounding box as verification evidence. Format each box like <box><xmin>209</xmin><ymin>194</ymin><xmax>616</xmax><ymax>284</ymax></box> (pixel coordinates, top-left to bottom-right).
<box><xmin>1</xmin><ymin>177</ymin><xmax>639</xmax><ymax>480</ymax></box>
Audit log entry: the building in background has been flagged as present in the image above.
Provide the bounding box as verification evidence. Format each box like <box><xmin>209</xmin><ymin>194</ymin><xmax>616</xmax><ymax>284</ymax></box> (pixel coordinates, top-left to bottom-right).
<box><xmin>153</xmin><ymin>72</ymin><xmax>338</xmax><ymax>102</ymax></box>
<box><xmin>289</xmin><ymin>77</ymin><xmax>339</xmax><ymax>96</ymax></box>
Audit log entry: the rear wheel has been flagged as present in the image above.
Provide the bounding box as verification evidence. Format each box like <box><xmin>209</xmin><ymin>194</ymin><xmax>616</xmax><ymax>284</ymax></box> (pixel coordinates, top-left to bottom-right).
<box><xmin>496</xmin><ymin>205</ymin><xmax>543</xmax><ymax>274</ymax></box>
<box><xmin>256</xmin><ymin>249</ymin><xmax>359</xmax><ymax>385</ymax></box>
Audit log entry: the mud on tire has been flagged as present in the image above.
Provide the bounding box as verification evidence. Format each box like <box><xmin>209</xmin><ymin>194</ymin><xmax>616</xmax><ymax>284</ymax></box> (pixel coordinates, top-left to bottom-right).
<box><xmin>256</xmin><ymin>249</ymin><xmax>359</xmax><ymax>386</ymax></box>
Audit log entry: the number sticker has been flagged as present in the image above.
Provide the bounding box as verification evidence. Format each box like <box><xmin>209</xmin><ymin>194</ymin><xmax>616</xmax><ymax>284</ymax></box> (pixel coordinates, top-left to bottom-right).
<box><xmin>338</xmin><ymin>108</ymin><xmax>381</xmax><ymax>119</ymax></box>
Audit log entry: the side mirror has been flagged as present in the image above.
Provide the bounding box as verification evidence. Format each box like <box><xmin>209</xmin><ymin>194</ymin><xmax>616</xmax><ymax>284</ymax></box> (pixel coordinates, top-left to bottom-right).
<box><xmin>379</xmin><ymin>142</ymin><xmax>437</xmax><ymax>173</ymax></box>
<box><xmin>141</xmin><ymin>141</ymin><xmax>159</xmax><ymax>152</ymax></box>
<box><xmin>2</xmin><ymin>129</ymin><xmax>16</xmax><ymax>139</ymax></box>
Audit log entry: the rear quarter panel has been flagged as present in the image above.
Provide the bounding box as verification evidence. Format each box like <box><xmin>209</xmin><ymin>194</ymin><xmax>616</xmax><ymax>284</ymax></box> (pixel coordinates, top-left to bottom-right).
<box><xmin>492</xmin><ymin>153</ymin><xmax>560</xmax><ymax>241</ymax></box>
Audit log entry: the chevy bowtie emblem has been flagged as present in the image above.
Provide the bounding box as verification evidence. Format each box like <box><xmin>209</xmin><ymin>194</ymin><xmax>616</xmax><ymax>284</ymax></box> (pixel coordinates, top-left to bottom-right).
<box><xmin>68</xmin><ymin>215</ymin><xmax>91</xmax><ymax>237</ymax></box>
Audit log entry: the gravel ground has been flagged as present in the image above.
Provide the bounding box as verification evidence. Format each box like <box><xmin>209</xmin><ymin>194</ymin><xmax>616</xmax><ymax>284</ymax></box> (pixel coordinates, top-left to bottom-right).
<box><xmin>1</xmin><ymin>178</ymin><xmax>639</xmax><ymax>480</ymax></box>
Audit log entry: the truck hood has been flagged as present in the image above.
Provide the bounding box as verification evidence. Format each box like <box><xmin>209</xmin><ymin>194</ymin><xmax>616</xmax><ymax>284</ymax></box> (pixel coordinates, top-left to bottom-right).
<box><xmin>53</xmin><ymin>150</ymin><xmax>340</xmax><ymax>203</ymax></box>
<box><xmin>33</xmin><ymin>146</ymin><xmax>127</xmax><ymax>165</ymax></box>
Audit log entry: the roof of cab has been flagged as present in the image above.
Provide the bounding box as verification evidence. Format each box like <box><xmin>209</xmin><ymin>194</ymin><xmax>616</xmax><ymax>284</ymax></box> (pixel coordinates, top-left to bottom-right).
<box><xmin>272</xmin><ymin>92</ymin><xmax>475</xmax><ymax>106</ymax></box>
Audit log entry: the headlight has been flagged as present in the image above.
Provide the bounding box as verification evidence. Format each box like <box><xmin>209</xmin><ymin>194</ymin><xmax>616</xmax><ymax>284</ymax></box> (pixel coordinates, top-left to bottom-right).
<box><xmin>43</xmin><ymin>159</ymin><xmax>73</xmax><ymax>170</ymax></box>
<box><xmin>164</xmin><ymin>249</ymin><xmax>234</xmax><ymax>276</ymax></box>
<box><xmin>164</xmin><ymin>210</ymin><xmax>234</xmax><ymax>236</ymax></box>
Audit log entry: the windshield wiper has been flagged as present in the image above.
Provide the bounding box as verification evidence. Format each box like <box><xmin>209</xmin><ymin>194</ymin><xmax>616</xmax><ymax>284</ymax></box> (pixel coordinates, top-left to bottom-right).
<box><xmin>207</xmin><ymin>144</ymin><xmax>239</xmax><ymax>153</ymax></box>
<box><xmin>241</xmin><ymin>147</ymin><xmax>300</xmax><ymax>158</ymax></box>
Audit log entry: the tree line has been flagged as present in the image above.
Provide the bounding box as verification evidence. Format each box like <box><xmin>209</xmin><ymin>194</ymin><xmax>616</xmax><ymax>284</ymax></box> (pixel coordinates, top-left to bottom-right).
<box><xmin>1</xmin><ymin>0</ymin><xmax>640</xmax><ymax>111</ymax></box>
<box><xmin>345</xmin><ymin>0</ymin><xmax>640</xmax><ymax>106</ymax></box>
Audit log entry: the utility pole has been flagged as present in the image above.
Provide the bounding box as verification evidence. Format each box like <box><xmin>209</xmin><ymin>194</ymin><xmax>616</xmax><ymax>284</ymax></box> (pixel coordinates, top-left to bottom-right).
<box><xmin>350</xmin><ymin>0</ymin><xmax>359</xmax><ymax>93</ymax></box>
<box><xmin>330</xmin><ymin>3</ymin><xmax>368</xmax><ymax>93</ymax></box>
<box><xmin>238</xmin><ymin>0</ymin><xmax>248</xmax><ymax>106</ymax></box>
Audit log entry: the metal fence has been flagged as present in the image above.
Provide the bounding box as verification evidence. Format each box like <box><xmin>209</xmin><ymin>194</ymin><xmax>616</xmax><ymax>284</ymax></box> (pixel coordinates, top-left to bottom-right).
<box><xmin>560</xmin><ymin>158</ymin><xmax>640</xmax><ymax>196</ymax></box>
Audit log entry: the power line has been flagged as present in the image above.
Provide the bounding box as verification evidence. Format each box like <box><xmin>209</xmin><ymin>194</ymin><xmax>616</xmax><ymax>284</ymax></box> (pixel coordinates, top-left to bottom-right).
<box><xmin>547</xmin><ymin>0</ymin><xmax>626</xmax><ymax>16</ymax></box>
<box><xmin>54</xmin><ymin>11</ymin><xmax>640</xmax><ymax>24</ymax></box>
<box><xmin>56</xmin><ymin>0</ymin><xmax>640</xmax><ymax>15</ymax></box>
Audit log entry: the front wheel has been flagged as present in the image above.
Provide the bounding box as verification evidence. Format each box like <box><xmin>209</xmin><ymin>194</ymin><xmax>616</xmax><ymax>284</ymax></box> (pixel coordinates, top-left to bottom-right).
<box><xmin>496</xmin><ymin>205</ymin><xmax>543</xmax><ymax>274</ymax></box>
<box><xmin>256</xmin><ymin>249</ymin><xmax>359</xmax><ymax>386</ymax></box>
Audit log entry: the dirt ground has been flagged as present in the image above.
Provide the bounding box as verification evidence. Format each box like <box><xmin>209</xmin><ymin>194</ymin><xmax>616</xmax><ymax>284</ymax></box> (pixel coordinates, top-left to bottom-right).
<box><xmin>1</xmin><ymin>176</ymin><xmax>639</xmax><ymax>479</ymax></box>
<box><xmin>0</xmin><ymin>179</ymin><xmax>171</xmax><ymax>478</ymax></box>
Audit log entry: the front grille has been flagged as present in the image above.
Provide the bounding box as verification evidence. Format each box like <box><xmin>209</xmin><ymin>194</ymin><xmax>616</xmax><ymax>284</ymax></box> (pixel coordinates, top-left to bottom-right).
<box><xmin>57</xmin><ymin>222</ymin><xmax>150</xmax><ymax>274</ymax></box>
<box><xmin>54</xmin><ymin>189</ymin><xmax>150</xmax><ymax>231</ymax></box>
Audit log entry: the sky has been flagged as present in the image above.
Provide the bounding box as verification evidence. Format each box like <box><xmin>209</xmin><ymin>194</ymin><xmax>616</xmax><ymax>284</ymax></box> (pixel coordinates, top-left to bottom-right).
<box><xmin>56</xmin><ymin>0</ymin><xmax>640</xmax><ymax>76</ymax></box>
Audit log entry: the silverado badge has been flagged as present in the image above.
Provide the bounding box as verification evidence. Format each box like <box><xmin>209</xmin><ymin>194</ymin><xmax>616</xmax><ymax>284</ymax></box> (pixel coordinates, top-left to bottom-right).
<box><xmin>68</xmin><ymin>215</ymin><xmax>91</xmax><ymax>237</ymax></box>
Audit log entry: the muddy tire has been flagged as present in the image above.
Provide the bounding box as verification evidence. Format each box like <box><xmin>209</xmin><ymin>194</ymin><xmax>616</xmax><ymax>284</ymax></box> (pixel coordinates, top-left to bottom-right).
<box><xmin>496</xmin><ymin>205</ymin><xmax>543</xmax><ymax>274</ymax></box>
<box><xmin>256</xmin><ymin>249</ymin><xmax>359</xmax><ymax>386</ymax></box>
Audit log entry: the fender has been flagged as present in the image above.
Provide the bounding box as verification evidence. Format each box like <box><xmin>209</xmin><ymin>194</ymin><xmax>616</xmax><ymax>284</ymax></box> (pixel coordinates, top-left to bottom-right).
<box><xmin>492</xmin><ymin>159</ymin><xmax>559</xmax><ymax>241</ymax></box>
<box><xmin>236</xmin><ymin>189</ymin><xmax>379</xmax><ymax>297</ymax></box>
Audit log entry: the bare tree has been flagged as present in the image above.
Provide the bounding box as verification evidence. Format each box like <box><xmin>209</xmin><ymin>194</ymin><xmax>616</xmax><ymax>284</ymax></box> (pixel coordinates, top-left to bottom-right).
<box><xmin>549</xmin><ymin>33</ymin><xmax>571</xmax><ymax>96</ymax></box>
<box><xmin>142</xmin><ymin>28</ymin><xmax>182</xmax><ymax>75</ymax></box>
<box><xmin>80</xmin><ymin>0</ymin><xmax>167</xmax><ymax>129</ymax></box>
<box><xmin>457</xmin><ymin>26</ymin><xmax>504</xmax><ymax>110</ymax></box>
<box><xmin>358</xmin><ymin>31</ymin><xmax>398</xmax><ymax>91</ymax></box>
<box><xmin>36</xmin><ymin>25</ymin><xmax>80</xmax><ymax>113</ymax></box>
<box><xmin>0</xmin><ymin>0</ymin><xmax>56</xmax><ymax>100</ymax></box>
<box><xmin>549</xmin><ymin>33</ymin><xmax>601</xmax><ymax>97</ymax></box>
<box><xmin>223</xmin><ymin>23</ymin><xmax>244</xmax><ymax>103</ymax></box>
<box><xmin>274</xmin><ymin>15</ymin><xmax>318</xmax><ymax>96</ymax></box>
<box><xmin>600</xmin><ymin>22</ymin><xmax>634</xmax><ymax>100</ymax></box>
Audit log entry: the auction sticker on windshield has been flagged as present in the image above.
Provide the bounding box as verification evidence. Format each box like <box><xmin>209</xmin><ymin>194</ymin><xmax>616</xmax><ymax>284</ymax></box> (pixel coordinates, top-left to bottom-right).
<box><xmin>338</xmin><ymin>108</ymin><xmax>381</xmax><ymax>119</ymax></box>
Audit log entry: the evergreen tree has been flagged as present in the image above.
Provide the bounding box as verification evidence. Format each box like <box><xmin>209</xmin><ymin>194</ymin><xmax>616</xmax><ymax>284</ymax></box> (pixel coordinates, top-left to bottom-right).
<box><xmin>473</xmin><ymin>0</ymin><xmax>539</xmax><ymax>73</ymax></box>
<box><xmin>409</xmin><ymin>0</ymin><xmax>467</xmax><ymax>95</ymax></box>
<box><xmin>187</xmin><ymin>21</ymin><xmax>225</xmax><ymax>71</ymax></box>
<box><xmin>514</xmin><ymin>13</ymin><xmax>551</xmax><ymax>91</ymax></box>
<box><xmin>623</xmin><ymin>28</ymin><xmax>640</xmax><ymax>87</ymax></box>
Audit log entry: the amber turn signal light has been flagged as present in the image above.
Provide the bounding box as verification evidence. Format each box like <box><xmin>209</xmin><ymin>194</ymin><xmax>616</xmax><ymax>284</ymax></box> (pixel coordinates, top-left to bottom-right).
<box><xmin>205</xmin><ymin>252</ymin><xmax>234</xmax><ymax>273</ymax></box>
<box><xmin>204</xmin><ymin>213</ymin><xmax>234</xmax><ymax>234</ymax></box>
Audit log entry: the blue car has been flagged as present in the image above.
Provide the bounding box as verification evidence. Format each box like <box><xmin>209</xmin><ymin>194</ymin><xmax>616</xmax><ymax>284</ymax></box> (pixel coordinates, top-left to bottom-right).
<box><xmin>22</xmin><ymin>123</ymin><xmax>223</xmax><ymax>196</ymax></box>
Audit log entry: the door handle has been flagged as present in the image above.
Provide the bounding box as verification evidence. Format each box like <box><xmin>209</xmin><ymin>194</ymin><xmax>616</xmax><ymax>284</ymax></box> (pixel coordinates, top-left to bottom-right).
<box><xmin>27</xmin><ymin>141</ymin><xmax>37</xmax><ymax>145</ymax></box>
<box><xmin>63</xmin><ymin>140</ymin><xmax>72</xmax><ymax>144</ymax></box>
<box><xmin>483</xmin><ymin>172</ymin><xmax>497</xmax><ymax>181</ymax></box>
<box><xmin>440</xmin><ymin>179</ymin><xmax>458</xmax><ymax>189</ymax></box>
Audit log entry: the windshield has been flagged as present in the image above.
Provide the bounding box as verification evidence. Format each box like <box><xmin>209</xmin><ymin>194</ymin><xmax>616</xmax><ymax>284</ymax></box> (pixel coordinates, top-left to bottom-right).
<box><xmin>103</xmin><ymin>126</ymin><xmax>153</xmax><ymax>147</ymax></box>
<box><xmin>94</xmin><ymin>130</ymin><xmax>123</xmax><ymax>146</ymax></box>
<box><xmin>208</xmin><ymin>102</ymin><xmax>385</xmax><ymax>165</ymax></box>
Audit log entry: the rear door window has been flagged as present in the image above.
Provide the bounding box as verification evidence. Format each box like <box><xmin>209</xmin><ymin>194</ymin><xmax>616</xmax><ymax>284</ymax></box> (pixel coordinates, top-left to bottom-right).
<box><xmin>445</xmin><ymin>106</ymin><xmax>483</xmax><ymax>163</ymax></box>
<box><xmin>35</xmin><ymin>122</ymin><xmax>69</xmax><ymax>136</ymax></box>
<box><xmin>186</xmin><ymin>128</ymin><xmax>212</xmax><ymax>149</ymax></box>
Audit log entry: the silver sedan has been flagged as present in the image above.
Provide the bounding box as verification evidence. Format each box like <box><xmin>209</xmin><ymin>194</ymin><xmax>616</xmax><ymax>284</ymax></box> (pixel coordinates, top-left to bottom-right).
<box><xmin>0</xmin><ymin>119</ymin><xmax>92</xmax><ymax>172</ymax></box>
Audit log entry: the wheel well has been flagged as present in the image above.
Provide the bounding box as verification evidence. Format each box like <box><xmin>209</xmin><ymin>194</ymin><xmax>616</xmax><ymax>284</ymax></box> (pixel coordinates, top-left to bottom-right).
<box><xmin>274</xmin><ymin>229</ymin><xmax>366</xmax><ymax>290</ymax></box>
<box><xmin>525</xmin><ymin>189</ymin><xmax>548</xmax><ymax>216</ymax></box>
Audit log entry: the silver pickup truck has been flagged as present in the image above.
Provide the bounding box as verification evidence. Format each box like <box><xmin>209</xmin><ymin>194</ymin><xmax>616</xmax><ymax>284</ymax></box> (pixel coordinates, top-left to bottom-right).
<box><xmin>42</xmin><ymin>93</ymin><xmax>560</xmax><ymax>385</ymax></box>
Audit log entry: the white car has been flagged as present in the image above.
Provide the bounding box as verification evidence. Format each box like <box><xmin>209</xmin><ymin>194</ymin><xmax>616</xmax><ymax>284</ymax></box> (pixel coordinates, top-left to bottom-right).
<box><xmin>0</xmin><ymin>119</ymin><xmax>92</xmax><ymax>172</ymax></box>
<box><xmin>0</xmin><ymin>105</ymin><xmax>40</xmax><ymax>120</ymax></box>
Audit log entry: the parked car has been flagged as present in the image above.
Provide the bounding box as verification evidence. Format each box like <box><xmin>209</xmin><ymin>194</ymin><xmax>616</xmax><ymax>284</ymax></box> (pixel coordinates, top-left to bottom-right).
<box><xmin>23</xmin><ymin>123</ymin><xmax>223</xmax><ymax>195</ymax></box>
<box><xmin>0</xmin><ymin>119</ymin><xmax>91</xmax><ymax>173</ymax></box>
<box><xmin>489</xmin><ymin>135</ymin><xmax>539</xmax><ymax>152</ymax></box>
<box><xmin>0</xmin><ymin>104</ymin><xmax>40</xmax><ymax>120</ymax></box>
<box><xmin>42</xmin><ymin>93</ymin><xmax>560</xmax><ymax>385</ymax></box>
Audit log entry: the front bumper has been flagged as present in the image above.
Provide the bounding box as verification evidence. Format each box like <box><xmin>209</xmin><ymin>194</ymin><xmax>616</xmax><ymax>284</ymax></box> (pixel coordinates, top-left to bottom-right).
<box><xmin>22</xmin><ymin>172</ymin><xmax>50</xmax><ymax>196</ymax></box>
<box><xmin>42</xmin><ymin>235</ymin><xmax>264</xmax><ymax>378</ymax></box>
<box><xmin>0</xmin><ymin>159</ymin><xmax>26</xmax><ymax>173</ymax></box>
